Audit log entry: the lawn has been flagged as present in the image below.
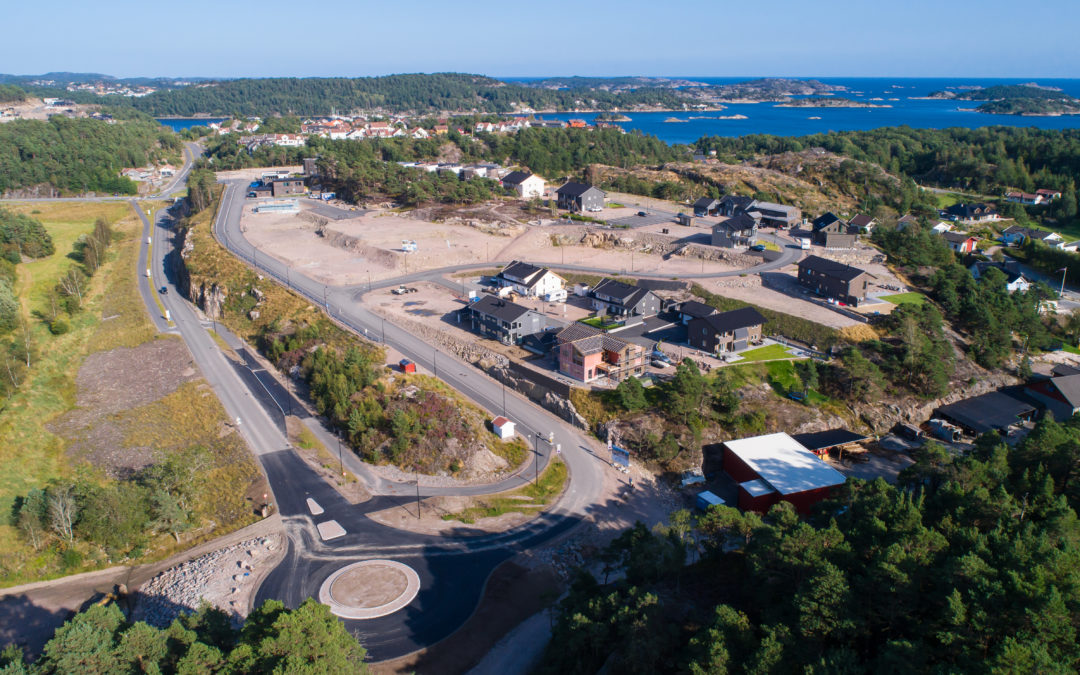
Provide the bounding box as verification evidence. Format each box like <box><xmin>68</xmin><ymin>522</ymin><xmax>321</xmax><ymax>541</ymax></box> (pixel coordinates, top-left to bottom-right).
<box><xmin>882</xmin><ymin>292</ymin><xmax>927</xmax><ymax>306</ymax></box>
<box><xmin>736</xmin><ymin>343</ymin><xmax>796</xmax><ymax>362</ymax></box>
<box><xmin>442</xmin><ymin>459</ymin><xmax>568</xmax><ymax>524</ymax></box>
<box><xmin>580</xmin><ymin>316</ymin><xmax>622</xmax><ymax>330</ymax></box>
<box><xmin>1062</xmin><ymin>343</ymin><xmax>1080</xmax><ymax>356</ymax></box>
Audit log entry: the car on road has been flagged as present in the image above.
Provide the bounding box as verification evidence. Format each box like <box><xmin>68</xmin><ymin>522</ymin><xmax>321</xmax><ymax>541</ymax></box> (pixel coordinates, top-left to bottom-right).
<box><xmin>749</xmin><ymin>243</ymin><xmax>766</xmax><ymax>252</ymax></box>
<box><xmin>159</xmin><ymin>286</ymin><xmax>168</xmax><ymax>295</ymax></box>
<box><xmin>637</xmin><ymin>211</ymin><xmax>647</xmax><ymax>217</ymax></box>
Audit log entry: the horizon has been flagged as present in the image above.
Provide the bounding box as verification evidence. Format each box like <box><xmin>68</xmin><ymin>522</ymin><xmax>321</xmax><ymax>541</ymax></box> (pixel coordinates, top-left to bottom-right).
<box><xmin>4</xmin><ymin>0</ymin><xmax>1078</xmax><ymax>79</ymax></box>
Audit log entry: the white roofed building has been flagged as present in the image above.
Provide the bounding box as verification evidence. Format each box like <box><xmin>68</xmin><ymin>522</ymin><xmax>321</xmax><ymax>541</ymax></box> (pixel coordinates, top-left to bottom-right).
<box><xmin>721</xmin><ymin>432</ymin><xmax>847</xmax><ymax>513</ymax></box>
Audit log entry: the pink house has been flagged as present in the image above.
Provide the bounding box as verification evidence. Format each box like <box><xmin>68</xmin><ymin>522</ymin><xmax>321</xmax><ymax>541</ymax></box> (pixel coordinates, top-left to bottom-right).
<box><xmin>556</xmin><ymin>324</ymin><xmax>645</xmax><ymax>384</ymax></box>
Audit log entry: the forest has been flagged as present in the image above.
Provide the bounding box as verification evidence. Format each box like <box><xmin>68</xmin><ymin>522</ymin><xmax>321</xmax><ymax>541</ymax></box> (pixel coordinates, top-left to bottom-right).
<box><xmin>538</xmin><ymin>417</ymin><xmax>1080</xmax><ymax>674</ymax></box>
<box><xmin>121</xmin><ymin>73</ymin><xmax>693</xmax><ymax>117</ymax></box>
<box><xmin>0</xmin><ymin>598</ymin><xmax>367</xmax><ymax>673</ymax></box>
<box><xmin>0</xmin><ymin>85</ymin><xmax>26</xmax><ymax>103</ymax></box>
<box><xmin>693</xmin><ymin>126</ymin><xmax>1080</xmax><ymax>226</ymax></box>
<box><xmin>0</xmin><ymin>116</ymin><xmax>179</xmax><ymax>195</ymax></box>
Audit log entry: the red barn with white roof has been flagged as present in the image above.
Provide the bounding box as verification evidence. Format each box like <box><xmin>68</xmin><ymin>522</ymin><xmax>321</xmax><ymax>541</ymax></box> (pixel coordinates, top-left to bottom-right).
<box><xmin>722</xmin><ymin>432</ymin><xmax>847</xmax><ymax>514</ymax></box>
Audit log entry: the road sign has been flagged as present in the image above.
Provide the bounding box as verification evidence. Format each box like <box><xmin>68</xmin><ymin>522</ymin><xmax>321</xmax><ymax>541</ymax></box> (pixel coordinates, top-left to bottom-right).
<box><xmin>611</xmin><ymin>445</ymin><xmax>630</xmax><ymax>468</ymax></box>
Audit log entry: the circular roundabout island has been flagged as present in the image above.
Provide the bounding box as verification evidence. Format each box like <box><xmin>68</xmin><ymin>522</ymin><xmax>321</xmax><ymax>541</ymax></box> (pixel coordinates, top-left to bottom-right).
<box><xmin>318</xmin><ymin>560</ymin><xmax>421</xmax><ymax>620</ymax></box>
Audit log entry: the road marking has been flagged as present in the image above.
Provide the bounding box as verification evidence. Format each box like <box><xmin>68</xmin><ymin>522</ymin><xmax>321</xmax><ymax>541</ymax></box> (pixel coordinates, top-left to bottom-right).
<box><xmin>306</xmin><ymin>498</ymin><xmax>324</xmax><ymax>515</ymax></box>
<box><xmin>317</xmin><ymin>520</ymin><xmax>346</xmax><ymax>541</ymax></box>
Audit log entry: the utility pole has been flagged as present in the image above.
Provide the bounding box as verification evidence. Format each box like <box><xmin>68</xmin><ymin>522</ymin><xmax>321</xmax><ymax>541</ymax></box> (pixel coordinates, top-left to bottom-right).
<box><xmin>433</xmin><ymin>347</ymin><xmax>438</xmax><ymax>378</ymax></box>
<box><xmin>415</xmin><ymin>474</ymin><xmax>421</xmax><ymax>519</ymax></box>
<box><xmin>337</xmin><ymin>431</ymin><xmax>343</xmax><ymax>477</ymax></box>
<box><xmin>534</xmin><ymin>433</ymin><xmax>540</xmax><ymax>487</ymax></box>
<box><xmin>502</xmin><ymin>380</ymin><xmax>506</xmax><ymax>416</ymax></box>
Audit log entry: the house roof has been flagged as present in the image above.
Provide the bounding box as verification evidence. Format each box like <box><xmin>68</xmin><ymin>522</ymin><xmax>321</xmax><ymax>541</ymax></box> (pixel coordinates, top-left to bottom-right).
<box><xmin>1052</xmin><ymin>374</ymin><xmax>1080</xmax><ymax>409</ymax></box>
<box><xmin>1052</xmin><ymin>363</ymin><xmax>1080</xmax><ymax>377</ymax></box>
<box><xmin>714</xmin><ymin>212</ymin><xmax>759</xmax><ymax>234</ymax></box>
<box><xmin>556</xmin><ymin>322</ymin><xmax>602</xmax><ymax>343</ymax></box>
<box><xmin>693</xmin><ymin>197</ymin><xmax>720</xmax><ymax>209</ymax></box>
<box><xmin>942</xmin><ymin>231</ymin><xmax>976</xmax><ymax>244</ymax></box>
<box><xmin>936</xmin><ymin>392</ymin><xmax>1036</xmax><ymax>434</ymax></box>
<box><xmin>812</xmin><ymin>212</ymin><xmax>845</xmax><ymax>231</ymax></box>
<box><xmin>723</xmin><ymin>432</ymin><xmax>847</xmax><ymax>496</ymax></box>
<box><xmin>556</xmin><ymin>323</ymin><xmax>635</xmax><ymax>356</ymax></box>
<box><xmin>492</xmin><ymin>416</ymin><xmax>513</xmax><ymax>428</ymax></box>
<box><xmin>969</xmin><ymin>261</ymin><xmax>1026</xmax><ymax>284</ymax></box>
<box><xmin>556</xmin><ymin>181</ymin><xmax>603</xmax><ymax>197</ymax></box>
<box><xmin>501</xmin><ymin>171</ymin><xmax>536</xmax><ymax>186</ymax></box>
<box><xmin>698</xmin><ymin>307</ymin><xmax>767</xmax><ymax>334</ymax></box>
<box><xmin>798</xmin><ymin>255</ymin><xmax>868</xmax><ymax>282</ymax></box>
<box><xmin>592</xmin><ymin>278</ymin><xmax>654</xmax><ymax>308</ymax></box>
<box><xmin>791</xmin><ymin>429</ymin><xmax>869</xmax><ymax>453</ymax></box>
<box><xmin>470</xmin><ymin>295</ymin><xmax>535</xmax><ymax>323</ymax></box>
<box><xmin>719</xmin><ymin>195</ymin><xmax>755</xmax><ymax>210</ymax></box>
<box><xmin>849</xmin><ymin>214</ymin><xmax>875</xmax><ymax>228</ymax></box>
<box><xmin>499</xmin><ymin>260</ymin><xmax>549</xmax><ymax>287</ymax></box>
<box><xmin>946</xmin><ymin>202</ymin><xmax>997</xmax><ymax>219</ymax></box>
<box><xmin>739</xmin><ymin>479</ymin><xmax>777</xmax><ymax>498</ymax></box>
<box><xmin>678</xmin><ymin>300</ymin><xmax>717</xmax><ymax>319</ymax></box>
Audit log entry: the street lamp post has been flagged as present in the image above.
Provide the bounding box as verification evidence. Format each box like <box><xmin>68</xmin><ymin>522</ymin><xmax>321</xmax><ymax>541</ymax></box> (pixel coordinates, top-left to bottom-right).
<box><xmin>336</xmin><ymin>431</ymin><xmax>343</xmax><ymax>477</ymax></box>
<box><xmin>415</xmin><ymin>472</ymin><xmax>421</xmax><ymax>519</ymax></box>
<box><xmin>533</xmin><ymin>433</ymin><xmax>540</xmax><ymax>487</ymax></box>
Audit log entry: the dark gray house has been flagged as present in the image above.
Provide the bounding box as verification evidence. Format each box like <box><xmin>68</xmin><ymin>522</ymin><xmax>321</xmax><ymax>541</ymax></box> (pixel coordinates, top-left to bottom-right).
<box><xmin>718</xmin><ymin>195</ymin><xmax>755</xmax><ymax>216</ymax></box>
<box><xmin>711</xmin><ymin>212</ymin><xmax>759</xmax><ymax>248</ymax></box>
<box><xmin>270</xmin><ymin>178</ymin><xmax>306</xmax><ymax>197</ymax></box>
<box><xmin>747</xmin><ymin>200</ymin><xmax>801</xmax><ymax>229</ymax></box>
<box><xmin>688</xmin><ymin>307</ymin><xmax>766</xmax><ymax>353</ymax></box>
<box><xmin>811</xmin><ymin>212</ymin><xmax>858</xmax><ymax>248</ymax></box>
<box><xmin>590</xmin><ymin>279</ymin><xmax>661</xmax><ymax>318</ymax></box>
<box><xmin>693</xmin><ymin>197</ymin><xmax>721</xmax><ymax>217</ymax></box>
<box><xmin>556</xmin><ymin>182</ymin><xmax>606</xmax><ymax>212</ymax></box>
<box><xmin>677</xmin><ymin>300</ymin><xmax>718</xmax><ymax>325</ymax></box>
<box><xmin>466</xmin><ymin>295</ymin><xmax>547</xmax><ymax>344</ymax></box>
<box><xmin>797</xmin><ymin>255</ymin><xmax>872</xmax><ymax>306</ymax></box>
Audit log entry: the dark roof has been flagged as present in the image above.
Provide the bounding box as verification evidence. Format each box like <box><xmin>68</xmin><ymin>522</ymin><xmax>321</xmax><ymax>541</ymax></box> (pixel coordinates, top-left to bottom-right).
<box><xmin>1052</xmin><ymin>363</ymin><xmax>1080</xmax><ymax>377</ymax></box>
<box><xmin>557</xmin><ymin>323</ymin><xmax>635</xmax><ymax>356</ymax></box>
<box><xmin>501</xmin><ymin>171</ymin><xmax>534</xmax><ymax>186</ymax></box>
<box><xmin>469</xmin><ymin>295</ymin><xmax>535</xmax><ymax>322</ymax></box>
<box><xmin>812</xmin><ymin>212</ymin><xmax>845</xmax><ymax>231</ymax></box>
<box><xmin>945</xmin><ymin>202</ymin><xmax>997</xmax><ymax>219</ymax></box>
<box><xmin>719</xmin><ymin>195</ymin><xmax>755</xmax><ymax>210</ymax></box>
<box><xmin>1052</xmin><ymin>374</ymin><xmax>1080</xmax><ymax>409</ymax></box>
<box><xmin>698</xmin><ymin>306</ymin><xmax>766</xmax><ymax>334</ymax></box>
<box><xmin>791</xmin><ymin>429</ymin><xmax>869</xmax><ymax>452</ymax></box>
<box><xmin>969</xmin><ymin>261</ymin><xmax>1026</xmax><ymax>284</ymax></box>
<box><xmin>499</xmin><ymin>260</ymin><xmax>547</xmax><ymax>286</ymax></box>
<box><xmin>936</xmin><ymin>392</ymin><xmax>1035</xmax><ymax>434</ymax></box>
<box><xmin>636</xmin><ymin>278</ymin><xmax>688</xmax><ymax>292</ymax></box>
<box><xmin>679</xmin><ymin>300</ymin><xmax>717</xmax><ymax>319</ymax></box>
<box><xmin>592</xmin><ymin>278</ymin><xmax>654</xmax><ymax>308</ymax></box>
<box><xmin>714</xmin><ymin>212</ymin><xmax>758</xmax><ymax>233</ymax></box>
<box><xmin>798</xmin><ymin>255</ymin><xmax>867</xmax><ymax>282</ymax></box>
<box><xmin>556</xmin><ymin>181</ymin><xmax>602</xmax><ymax>197</ymax></box>
<box><xmin>942</xmin><ymin>231</ymin><xmax>975</xmax><ymax>244</ymax></box>
<box><xmin>556</xmin><ymin>322</ymin><xmax>601</xmax><ymax>343</ymax></box>
<box><xmin>849</xmin><ymin>214</ymin><xmax>875</xmax><ymax>228</ymax></box>
<box><xmin>693</xmin><ymin>197</ymin><xmax>720</xmax><ymax>209</ymax></box>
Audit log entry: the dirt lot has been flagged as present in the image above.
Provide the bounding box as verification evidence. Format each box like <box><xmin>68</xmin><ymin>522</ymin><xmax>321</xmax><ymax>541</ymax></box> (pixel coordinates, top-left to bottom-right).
<box><xmin>240</xmin><ymin>200</ymin><xmax>747</xmax><ymax>287</ymax></box>
<box><xmin>48</xmin><ymin>337</ymin><xmax>201</xmax><ymax>476</ymax></box>
<box><xmin>701</xmin><ymin>271</ymin><xmax>861</xmax><ymax>329</ymax></box>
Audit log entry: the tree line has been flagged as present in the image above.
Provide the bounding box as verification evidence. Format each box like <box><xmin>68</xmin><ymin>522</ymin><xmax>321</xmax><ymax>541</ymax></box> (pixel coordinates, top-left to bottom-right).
<box><xmin>0</xmin><ymin>85</ymin><xmax>26</xmax><ymax>103</ymax></box>
<box><xmin>0</xmin><ymin>598</ymin><xmax>367</xmax><ymax>673</ymax></box>
<box><xmin>113</xmin><ymin>73</ymin><xmax>694</xmax><ymax>117</ymax></box>
<box><xmin>538</xmin><ymin>414</ymin><xmax>1080</xmax><ymax>673</ymax></box>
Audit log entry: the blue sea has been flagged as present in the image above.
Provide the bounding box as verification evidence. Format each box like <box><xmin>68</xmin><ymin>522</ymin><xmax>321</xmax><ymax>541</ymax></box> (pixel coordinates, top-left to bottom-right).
<box><xmin>514</xmin><ymin>77</ymin><xmax>1080</xmax><ymax>144</ymax></box>
<box><xmin>157</xmin><ymin>117</ymin><xmax>226</xmax><ymax>131</ymax></box>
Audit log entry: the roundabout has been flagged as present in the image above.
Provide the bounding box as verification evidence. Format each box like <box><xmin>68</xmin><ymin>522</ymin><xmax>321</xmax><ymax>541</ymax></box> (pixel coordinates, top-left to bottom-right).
<box><xmin>318</xmin><ymin>560</ymin><xmax>421</xmax><ymax>620</ymax></box>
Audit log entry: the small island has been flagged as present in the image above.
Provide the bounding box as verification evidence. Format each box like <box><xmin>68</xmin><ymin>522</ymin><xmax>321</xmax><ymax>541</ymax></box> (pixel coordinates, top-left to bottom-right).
<box><xmin>774</xmin><ymin>96</ymin><xmax>891</xmax><ymax>109</ymax></box>
<box><xmin>593</xmin><ymin>112</ymin><xmax>632</xmax><ymax>122</ymax></box>
<box><xmin>928</xmin><ymin>84</ymin><xmax>1080</xmax><ymax>116</ymax></box>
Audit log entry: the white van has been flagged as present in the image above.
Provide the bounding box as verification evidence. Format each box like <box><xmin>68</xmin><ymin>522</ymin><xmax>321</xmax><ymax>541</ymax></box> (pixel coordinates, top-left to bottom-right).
<box><xmin>544</xmin><ymin>289</ymin><xmax>568</xmax><ymax>303</ymax></box>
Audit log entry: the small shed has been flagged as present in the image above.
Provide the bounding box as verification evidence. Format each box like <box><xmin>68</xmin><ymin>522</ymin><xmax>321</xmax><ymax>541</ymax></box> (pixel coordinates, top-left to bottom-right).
<box><xmin>791</xmin><ymin>429</ymin><xmax>869</xmax><ymax>457</ymax></box>
<box><xmin>492</xmin><ymin>416</ymin><xmax>516</xmax><ymax>440</ymax></box>
<box><xmin>399</xmin><ymin>359</ymin><xmax>416</xmax><ymax>373</ymax></box>
<box><xmin>695</xmin><ymin>491</ymin><xmax>726</xmax><ymax>511</ymax></box>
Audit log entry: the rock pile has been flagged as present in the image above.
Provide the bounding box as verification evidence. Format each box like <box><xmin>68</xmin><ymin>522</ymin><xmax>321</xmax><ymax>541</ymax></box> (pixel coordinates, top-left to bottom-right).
<box><xmin>134</xmin><ymin>536</ymin><xmax>279</xmax><ymax>627</ymax></box>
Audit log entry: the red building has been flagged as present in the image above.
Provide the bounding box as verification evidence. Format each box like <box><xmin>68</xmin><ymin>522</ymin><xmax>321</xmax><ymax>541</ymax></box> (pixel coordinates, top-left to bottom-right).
<box><xmin>722</xmin><ymin>432</ymin><xmax>847</xmax><ymax>514</ymax></box>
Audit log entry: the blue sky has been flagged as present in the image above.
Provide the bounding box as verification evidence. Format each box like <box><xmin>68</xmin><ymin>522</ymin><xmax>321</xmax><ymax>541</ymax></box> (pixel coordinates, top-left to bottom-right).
<box><xmin>3</xmin><ymin>0</ymin><xmax>1078</xmax><ymax>78</ymax></box>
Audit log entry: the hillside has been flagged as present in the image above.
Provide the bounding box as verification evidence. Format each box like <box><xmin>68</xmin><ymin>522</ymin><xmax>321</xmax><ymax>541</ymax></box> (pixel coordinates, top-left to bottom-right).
<box><xmin>930</xmin><ymin>84</ymin><xmax>1080</xmax><ymax>116</ymax></box>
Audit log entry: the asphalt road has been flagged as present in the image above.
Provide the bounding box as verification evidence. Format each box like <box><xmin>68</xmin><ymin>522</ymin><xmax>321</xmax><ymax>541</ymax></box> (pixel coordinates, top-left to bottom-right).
<box><xmin>133</xmin><ymin>180</ymin><xmax>615</xmax><ymax>659</ymax></box>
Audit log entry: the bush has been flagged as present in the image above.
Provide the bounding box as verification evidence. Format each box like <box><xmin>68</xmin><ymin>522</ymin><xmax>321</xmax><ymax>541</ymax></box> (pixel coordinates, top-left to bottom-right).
<box><xmin>48</xmin><ymin>317</ymin><xmax>70</xmax><ymax>335</ymax></box>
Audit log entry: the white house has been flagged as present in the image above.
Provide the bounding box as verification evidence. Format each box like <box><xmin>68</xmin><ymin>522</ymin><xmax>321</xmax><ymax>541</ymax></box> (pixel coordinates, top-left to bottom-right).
<box><xmin>496</xmin><ymin>260</ymin><xmax>565</xmax><ymax>298</ymax></box>
<box><xmin>930</xmin><ymin>221</ymin><xmax>953</xmax><ymax>235</ymax></box>
<box><xmin>410</xmin><ymin>127</ymin><xmax>430</xmax><ymax>139</ymax></box>
<box><xmin>501</xmin><ymin>171</ymin><xmax>546</xmax><ymax>199</ymax></box>
<box><xmin>1001</xmin><ymin>224</ymin><xmax>1066</xmax><ymax>248</ymax></box>
<box><xmin>969</xmin><ymin>261</ymin><xmax>1031</xmax><ymax>293</ymax></box>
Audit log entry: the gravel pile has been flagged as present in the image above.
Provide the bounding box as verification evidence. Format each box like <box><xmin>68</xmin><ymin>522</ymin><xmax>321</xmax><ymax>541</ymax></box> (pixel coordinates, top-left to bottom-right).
<box><xmin>134</xmin><ymin>536</ymin><xmax>279</xmax><ymax>627</ymax></box>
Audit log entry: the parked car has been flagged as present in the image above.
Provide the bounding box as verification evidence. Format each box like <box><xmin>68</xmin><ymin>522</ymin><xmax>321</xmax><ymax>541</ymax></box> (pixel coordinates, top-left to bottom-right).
<box><xmin>637</xmin><ymin>211</ymin><xmax>647</xmax><ymax>217</ymax></box>
<box><xmin>749</xmin><ymin>243</ymin><xmax>766</xmax><ymax>252</ymax></box>
<box><xmin>392</xmin><ymin>286</ymin><xmax>408</xmax><ymax>295</ymax></box>
<box><xmin>651</xmin><ymin>359</ymin><xmax>670</xmax><ymax>368</ymax></box>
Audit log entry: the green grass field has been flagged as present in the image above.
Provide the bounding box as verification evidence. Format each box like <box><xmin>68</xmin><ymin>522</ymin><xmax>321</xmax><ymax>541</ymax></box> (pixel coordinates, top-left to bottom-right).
<box><xmin>882</xmin><ymin>292</ymin><xmax>927</xmax><ymax>306</ymax></box>
<box><xmin>442</xmin><ymin>459</ymin><xmax>568</xmax><ymax>524</ymax></box>
<box><xmin>736</xmin><ymin>343</ymin><xmax>796</xmax><ymax>362</ymax></box>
